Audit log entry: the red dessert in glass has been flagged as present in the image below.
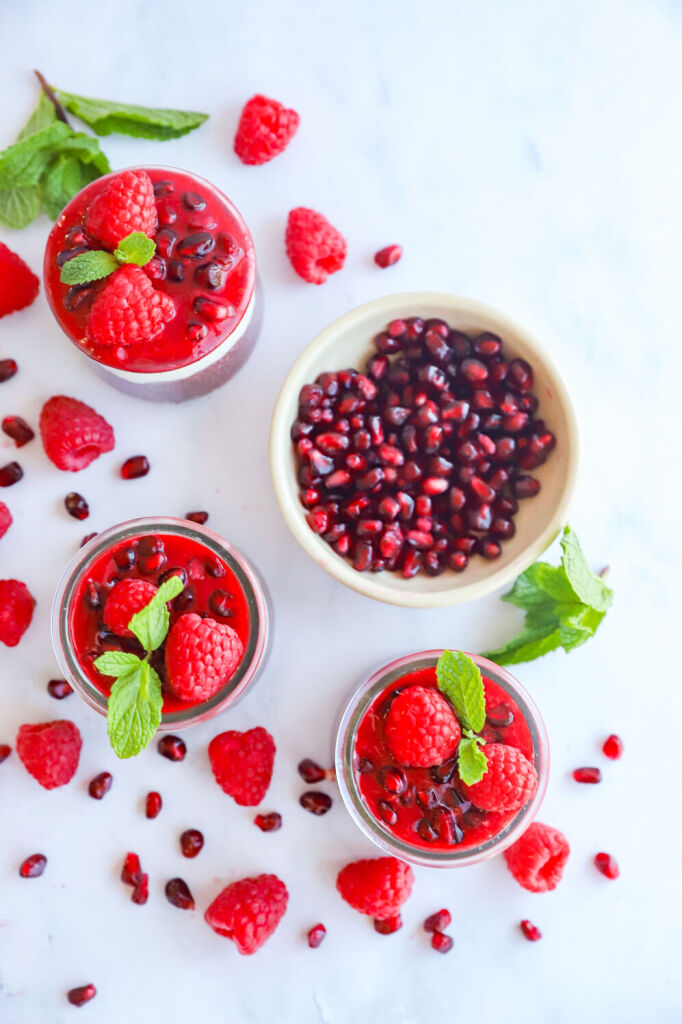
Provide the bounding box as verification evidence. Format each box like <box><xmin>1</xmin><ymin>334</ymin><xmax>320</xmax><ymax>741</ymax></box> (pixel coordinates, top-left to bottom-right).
<box><xmin>51</xmin><ymin>517</ymin><xmax>269</xmax><ymax>727</ymax></box>
<box><xmin>336</xmin><ymin>651</ymin><xmax>548</xmax><ymax>867</ymax></box>
<box><xmin>44</xmin><ymin>167</ymin><xmax>260</xmax><ymax>402</ymax></box>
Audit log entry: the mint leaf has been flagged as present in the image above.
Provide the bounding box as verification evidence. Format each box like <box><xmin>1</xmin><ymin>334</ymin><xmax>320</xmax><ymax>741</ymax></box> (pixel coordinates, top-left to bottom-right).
<box><xmin>502</xmin><ymin>562</ymin><xmax>577</xmax><ymax>609</ymax></box>
<box><xmin>107</xmin><ymin>661</ymin><xmax>163</xmax><ymax>759</ymax></box>
<box><xmin>457</xmin><ymin>734</ymin><xmax>488</xmax><ymax>786</ymax></box>
<box><xmin>128</xmin><ymin>574</ymin><xmax>184</xmax><ymax>653</ymax></box>
<box><xmin>56</xmin><ymin>90</ymin><xmax>209</xmax><ymax>140</ymax></box>
<box><xmin>94</xmin><ymin>651</ymin><xmax>143</xmax><ymax>678</ymax></box>
<box><xmin>436</xmin><ymin>650</ymin><xmax>486</xmax><ymax>733</ymax></box>
<box><xmin>560</xmin><ymin>525</ymin><xmax>613</xmax><ymax>613</ymax></box>
<box><xmin>42</xmin><ymin>153</ymin><xmax>100</xmax><ymax>220</ymax></box>
<box><xmin>0</xmin><ymin>121</ymin><xmax>72</xmax><ymax>188</ymax></box>
<box><xmin>18</xmin><ymin>92</ymin><xmax>57</xmax><ymax>141</ymax></box>
<box><xmin>60</xmin><ymin>249</ymin><xmax>118</xmax><ymax>285</ymax></box>
<box><xmin>0</xmin><ymin>185</ymin><xmax>41</xmax><ymax>228</ymax></box>
<box><xmin>50</xmin><ymin>130</ymin><xmax>110</xmax><ymax>175</ymax></box>
<box><xmin>114</xmin><ymin>232</ymin><xmax>155</xmax><ymax>267</ymax></box>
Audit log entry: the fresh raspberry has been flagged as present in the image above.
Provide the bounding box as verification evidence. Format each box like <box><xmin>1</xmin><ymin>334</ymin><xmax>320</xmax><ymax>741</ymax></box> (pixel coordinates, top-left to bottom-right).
<box><xmin>504</xmin><ymin>822</ymin><xmax>570</xmax><ymax>893</ymax></box>
<box><xmin>384</xmin><ymin>685</ymin><xmax>461</xmax><ymax>768</ymax></box>
<box><xmin>204</xmin><ymin>874</ymin><xmax>289</xmax><ymax>955</ymax></box>
<box><xmin>16</xmin><ymin>720</ymin><xmax>82</xmax><ymax>789</ymax></box>
<box><xmin>285</xmin><ymin>207</ymin><xmax>347</xmax><ymax>284</ymax></box>
<box><xmin>336</xmin><ymin>857</ymin><xmax>414</xmax><ymax>920</ymax></box>
<box><xmin>0</xmin><ymin>502</ymin><xmax>12</xmax><ymax>539</ymax></box>
<box><xmin>103</xmin><ymin>579</ymin><xmax>158</xmax><ymax>637</ymax></box>
<box><xmin>0</xmin><ymin>580</ymin><xmax>35</xmax><ymax>647</ymax></box>
<box><xmin>459</xmin><ymin>743</ymin><xmax>538</xmax><ymax>813</ymax></box>
<box><xmin>166</xmin><ymin>613</ymin><xmax>244</xmax><ymax>703</ymax></box>
<box><xmin>85</xmin><ymin>170</ymin><xmax>157</xmax><ymax>250</ymax></box>
<box><xmin>0</xmin><ymin>242</ymin><xmax>39</xmax><ymax>318</ymax></box>
<box><xmin>39</xmin><ymin>395</ymin><xmax>115</xmax><ymax>472</ymax></box>
<box><xmin>86</xmin><ymin>265</ymin><xmax>175</xmax><ymax>349</ymax></box>
<box><xmin>208</xmin><ymin>726</ymin><xmax>275</xmax><ymax>806</ymax></box>
<box><xmin>234</xmin><ymin>94</ymin><xmax>300</xmax><ymax>166</ymax></box>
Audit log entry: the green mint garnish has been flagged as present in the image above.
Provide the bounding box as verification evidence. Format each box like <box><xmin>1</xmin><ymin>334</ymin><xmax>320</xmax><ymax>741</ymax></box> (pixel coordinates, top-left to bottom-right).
<box><xmin>55</xmin><ymin>89</ymin><xmax>209</xmax><ymax>140</ymax></box>
<box><xmin>94</xmin><ymin>574</ymin><xmax>184</xmax><ymax>759</ymax></box>
<box><xmin>60</xmin><ymin>230</ymin><xmax>156</xmax><ymax>285</ymax></box>
<box><xmin>436</xmin><ymin>650</ymin><xmax>488</xmax><ymax>786</ymax></box>
<box><xmin>114</xmin><ymin>232</ymin><xmax>156</xmax><ymax>267</ymax></box>
<box><xmin>482</xmin><ymin>524</ymin><xmax>613</xmax><ymax>666</ymax></box>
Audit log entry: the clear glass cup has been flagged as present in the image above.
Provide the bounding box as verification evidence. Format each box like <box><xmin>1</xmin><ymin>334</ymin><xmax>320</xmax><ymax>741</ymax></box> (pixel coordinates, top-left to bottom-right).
<box><xmin>51</xmin><ymin>516</ymin><xmax>270</xmax><ymax>729</ymax></box>
<box><xmin>335</xmin><ymin>649</ymin><xmax>549</xmax><ymax>868</ymax></box>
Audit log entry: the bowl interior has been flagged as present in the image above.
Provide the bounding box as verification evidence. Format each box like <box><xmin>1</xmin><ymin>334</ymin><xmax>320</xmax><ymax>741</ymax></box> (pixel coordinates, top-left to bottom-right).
<box><xmin>270</xmin><ymin>292</ymin><xmax>578</xmax><ymax>607</ymax></box>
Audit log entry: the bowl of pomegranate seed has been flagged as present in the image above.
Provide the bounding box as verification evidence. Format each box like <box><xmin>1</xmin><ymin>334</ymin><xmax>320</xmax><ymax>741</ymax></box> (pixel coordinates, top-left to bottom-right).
<box><xmin>270</xmin><ymin>292</ymin><xmax>578</xmax><ymax>607</ymax></box>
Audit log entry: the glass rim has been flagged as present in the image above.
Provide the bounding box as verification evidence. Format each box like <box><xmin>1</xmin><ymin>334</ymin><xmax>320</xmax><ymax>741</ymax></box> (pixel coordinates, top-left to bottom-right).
<box><xmin>51</xmin><ymin>515</ymin><xmax>268</xmax><ymax>729</ymax></box>
<box><xmin>334</xmin><ymin>649</ymin><xmax>549</xmax><ymax>868</ymax></box>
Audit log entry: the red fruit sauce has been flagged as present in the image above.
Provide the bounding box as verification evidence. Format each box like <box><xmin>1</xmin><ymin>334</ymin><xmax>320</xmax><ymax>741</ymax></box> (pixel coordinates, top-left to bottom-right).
<box><xmin>44</xmin><ymin>168</ymin><xmax>256</xmax><ymax>374</ymax></box>
<box><xmin>353</xmin><ymin>666</ymin><xmax>533</xmax><ymax>852</ymax></box>
<box><xmin>69</xmin><ymin>531</ymin><xmax>250</xmax><ymax>713</ymax></box>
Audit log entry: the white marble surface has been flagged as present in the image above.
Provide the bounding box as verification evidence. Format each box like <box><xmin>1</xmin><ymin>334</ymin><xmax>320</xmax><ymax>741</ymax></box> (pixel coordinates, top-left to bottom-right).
<box><xmin>1</xmin><ymin>1</ymin><xmax>681</xmax><ymax>1021</ymax></box>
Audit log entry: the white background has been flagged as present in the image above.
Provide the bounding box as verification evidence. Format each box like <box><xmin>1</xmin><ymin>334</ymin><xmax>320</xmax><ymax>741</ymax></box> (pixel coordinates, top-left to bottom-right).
<box><xmin>1</xmin><ymin>2</ymin><xmax>681</xmax><ymax>1021</ymax></box>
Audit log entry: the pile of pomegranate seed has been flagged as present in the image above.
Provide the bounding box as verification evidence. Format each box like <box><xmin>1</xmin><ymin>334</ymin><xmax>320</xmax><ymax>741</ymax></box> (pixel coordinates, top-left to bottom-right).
<box><xmin>602</xmin><ymin>734</ymin><xmax>623</xmax><ymax>760</ymax></box>
<box><xmin>520</xmin><ymin>919</ymin><xmax>542</xmax><ymax>941</ymax></box>
<box><xmin>291</xmin><ymin>319</ymin><xmax>554</xmax><ymax>577</ymax></box>
<box><xmin>573</xmin><ymin>766</ymin><xmax>601</xmax><ymax>784</ymax></box>
<box><xmin>19</xmin><ymin>853</ymin><xmax>47</xmax><ymax>878</ymax></box>
<box><xmin>145</xmin><ymin>791</ymin><xmax>163</xmax><ymax>818</ymax></box>
<box><xmin>2</xmin><ymin>415</ymin><xmax>34</xmax><ymax>447</ymax></box>
<box><xmin>308</xmin><ymin>923</ymin><xmax>327</xmax><ymax>948</ymax></box>
<box><xmin>254</xmin><ymin>812</ymin><xmax>282</xmax><ymax>832</ymax></box>
<box><xmin>165</xmin><ymin>877</ymin><xmax>195</xmax><ymax>910</ymax></box>
<box><xmin>594</xmin><ymin>852</ymin><xmax>619</xmax><ymax>879</ymax></box>
<box><xmin>88</xmin><ymin>771</ymin><xmax>113</xmax><ymax>799</ymax></box>
<box><xmin>47</xmin><ymin>679</ymin><xmax>72</xmax><ymax>699</ymax></box>
<box><xmin>67</xmin><ymin>984</ymin><xmax>96</xmax><ymax>1007</ymax></box>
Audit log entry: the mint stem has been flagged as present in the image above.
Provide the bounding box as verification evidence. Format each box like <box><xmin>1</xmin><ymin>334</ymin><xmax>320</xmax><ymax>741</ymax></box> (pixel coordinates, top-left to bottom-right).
<box><xmin>33</xmin><ymin>70</ymin><xmax>69</xmax><ymax>125</ymax></box>
<box><xmin>599</xmin><ymin>565</ymin><xmax>610</xmax><ymax>579</ymax></box>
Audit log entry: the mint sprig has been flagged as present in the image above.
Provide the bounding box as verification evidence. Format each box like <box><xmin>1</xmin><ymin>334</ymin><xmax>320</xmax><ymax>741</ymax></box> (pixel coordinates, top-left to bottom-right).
<box><xmin>94</xmin><ymin>574</ymin><xmax>184</xmax><ymax>759</ymax></box>
<box><xmin>60</xmin><ymin>230</ymin><xmax>156</xmax><ymax>285</ymax></box>
<box><xmin>482</xmin><ymin>524</ymin><xmax>613</xmax><ymax>665</ymax></box>
<box><xmin>114</xmin><ymin>232</ymin><xmax>156</xmax><ymax>267</ymax></box>
<box><xmin>436</xmin><ymin>650</ymin><xmax>489</xmax><ymax>786</ymax></box>
<box><xmin>56</xmin><ymin>89</ymin><xmax>209</xmax><ymax>140</ymax></box>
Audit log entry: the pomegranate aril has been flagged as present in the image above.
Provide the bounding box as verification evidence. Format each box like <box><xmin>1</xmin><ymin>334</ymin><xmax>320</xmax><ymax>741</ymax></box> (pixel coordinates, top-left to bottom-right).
<box><xmin>137</xmin><ymin>534</ymin><xmax>164</xmax><ymax>555</ymax></box>
<box><xmin>473</xmin><ymin>332</ymin><xmax>502</xmax><ymax>358</ymax></box>
<box><xmin>132</xmin><ymin>873</ymin><xmax>149</xmax><ymax>905</ymax></box>
<box><xmin>378</xmin><ymin>765</ymin><xmax>407</xmax><ymax>794</ymax></box>
<box><xmin>121</xmin><ymin>852</ymin><xmax>142</xmax><ymax>886</ymax></box>
<box><xmin>64</xmin><ymin>492</ymin><xmax>89</xmax><ymax>520</ymax></box>
<box><xmin>165</xmin><ymin>877</ymin><xmax>195</xmax><ymax>909</ymax></box>
<box><xmin>308</xmin><ymin>923</ymin><xmax>327</xmax><ymax>948</ymax></box>
<box><xmin>47</xmin><ymin>678</ymin><xmax>72</xmax><ymax>699</ymax></box>
<box><xmin>138</xmin><ymin>551</ymin><xmax>166</xmax><ymax>574</ymax></box>
<box><xmin>194</xmin><ymin>296</ymin><xmax>233</xmax><ymax>322</ymax></box>
<box><xmin>88</xmin><ymin>771</ymin><xmax>113</xmax><ymax>799</ymax></box>
<box><xmin>374</xmin><ymin>914</ymin><xmax>403</xmax><ymax>934</ymax></box>
<box><xmin>374</xmin><ymin>244</ymin><xmax>402</xmax><ymax>267</ymax></box>
<box><xmin>603</xmin><ymin>734</ymin><xmax>623</xmax><ymax>760</ymax></box>
<box><xmin>2</xmin><ymin>415</ymin><xmax>34</xmax><ymax>447</ymax></box>
<box><xmin>478</xmin><ymin>537</ymin><xmax>502</xmax><ymax>559</ymax></box>
<box><xmin>431</xmin><ymin>931</ymin><xmax>454</xmax><ymax>953</ymax></box>
<box><xmin>468</xmin><ymin>505</ymin><xmax>492</xmax><ymax>532</ymax></box>
<box><xmin>180</xmin><ymin>829</ymin><xmax>204</xmax><ymax>858</ymax></box>
<box><xmin>254</xmin><ymin>812</ymin><xmax>282</xmax><ymax>832</ymax></box>
<box><xmin>300</xmin><ymin>791</ymin><xmax>332</xmax><ymax>815</ymax></box>
<box><xmin>573</xmin><ymin>766</ymin><xmax>601</xmax><ymax>784</ymax></box>
<box><xmin>377</xmin><ymin>799</ymin><xmax>399</xmax><ymax>825</ymax></box>
<box><xmin>67</xmin><ymin>985</ymin><xmax>97</xmax><ymax>1007</ymax></box>
<box><xmin>145</xmin><ymin>791</ymin><xmax>162</xmax><ymax>818</ymax></box>
<box><xmin>0</xmin><ymin>462</ymin><xmax>23</xmax><ymax>487</ymax></box>
<box><xmin>0</xmin><ymin>359</ymin><xmax>18</xmax><ymax>382</ymax></box>
<box><xmin>520</xmin><ymin>920</ymin><xmax>542</xmax><ymax>941</ymax></box>
<box><xmin>424</xmin><ymin>909</ymin><xmax>452</xmax><ymax>933</ymax></box>
<box><xmin>470</xmin><ymin>476</ymin><xmax>496</xmax><ymax>504</ymax></box>
<box><xmin>594</xmin><ymin>852</ymin><xmax>619</xmax><ymax>879</ymax></box>
<box><xmin>121</xmin><ymin>455</ymin><xmax>150</xmax><ymax>480</ymax></box>
<box><xmin>158</xmin><ymin>735</ymin><xmax>186</xmax><ymax>761</ymax></box>
<box><xmin>19</xmin><ymin>853</ymin><xmax>47</xmax><ymax>878</ymax></box>
<box><xmin>416</xmin><ymin>818</ymin><xmax>438</xmax><ymax>842</ymax></box>
<box><xmin>514</xmin><ymin>475</ymin><xmax>540</xmax><ymax>499</ymax></box>
<box><xmin>325</xmin><ymin>469</ymin><xmax>352</xmax><ymax>490</ymax></box>
<box><xmin>508</xmin><ymin>358</ymin><xmax>533</xmax><ymax>391</ymax></box>
<box><xmin>205</xmin><ymin>555</ymin><xmax>226</xmax><ymax>578</ymax></box>
<box><xmin>503</xmin><ymin>412</ymin><xmax>529</xmax><ymax>433</ymax></box>
<box><xmin>298</xmin><ymin>758</ymin><xmax>334</xmax><ymax>783</ymax></box>
<box><xmin>486</xmin><ymin>703</ymin><xmax>514</xmax><ymax>727</ymax></box>
<box><xmin>0</xmin><ymin>744</ymin><xmax>11</xmax><ymax>763</ymax></box>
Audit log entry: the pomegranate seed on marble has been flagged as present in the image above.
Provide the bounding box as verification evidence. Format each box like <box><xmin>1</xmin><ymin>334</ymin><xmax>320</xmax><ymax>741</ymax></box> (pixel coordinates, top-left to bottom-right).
<box><xmin>374</xmin><ymin>914</ymin><xmax>403</xmax><ymax>934</ymax></box>
<box><xmin>520</xmin><ymin>919</ymin><xmax>542</xmax><ymax>941</ymax></box>
<box><xmin>424</xmin><ymin>909</ymin><xmax>452</xmax><ymax>933</ymax></box>
<box><xmin>594</xmin><ymin>852</ymin><xmax>619</xmax><ymax>879</ymax></box>
<box><xmin>65</xmin><ymin>492</ymin><xmax>89</xmax><ymax>520</ymax></box>
<box><xmin>165</xmin><ymin>877</ymin><xmax>195</xmax><ymax>909</ymax></box>
<box><xmin>19</xmin><ymin>853</ymin><xmax>47</xmax><ymax>878</ymax></box>
<box><xmin>158</xmin><ymin>735</ymin><xmax>186</xmax><ymax>761</ymax></box>
<box><xmin>180</xmin><ymin>829</ymin><xmax>204</xmax><ymax>858</ymax></box>
<box><xmin>298</xmin><ymin>758</ymin><xmax>335</xmax><ymax>783</ymax></box>
<box><xmin>0</xmin><ymin>462</ymin><xmax>23</xmax><ymax>487</ymax></box>
<box><xmin>308</xmin><ymin>923</ymin><xmax>327</xmax><ymax>948</ymax></box>
<box><xmin>374</xmin><ymin>244</ymin><xmax>403</xmax><ymax>268</ymax></box>
<box><xmin>88</xmin><ymin>772</ymin><xmax>113</xmax><ymax>799</ymax></box>
<box><xmin>300</xmin><ymin>791</ymin><xmax>332</xmax><ymax>815</ymax></box>
<box><xmin>573</xmin><ymin>766</ymin><xmax>601</xmax><ymax>784</ymax></box>
<box><xmin>186</xmin><ymin>510</ymin><xmax>209</xmax><ymax>525</ymax></box>
<box><xmin>67</xmin><ymin>985</ymin><xmax>97</xmax><ymax>1007</ymax></box>
<box><xmin>2</xmin><ymin>415</ymin><xmax>34</xmax><ymax>447</ymax></box>
<box><xmin>603</xmin><ymin>734</ymin><xmax>623</xmax><ymax>759</ymax></box>
<box><xmin>431</xmin><ymin>931</ymin><xmax>453</xmax><ymax>953</ymax></box>
<box><xmin>132</xmin><ymin>873</ymin><xmax>149</xmax><ymax>905</ymax></box>
<box><xmin>121</xmin><ymin>455</ymin><xmax>150</xmax><ymax>480</ymax></box>
<box><xmin>121</xmin><ymin>852</ymin><xmax>142</xmax><ymax>886</ymax></box>
<box><xmin>0</xmin><ymin>744</ymin><xmax>11</xmax><ymax>763</ymax></box>
<box><xmin>80</xmin><ymin>532</ymin><xmax>97</xmax><ymax>547</ymax></box>
<box><xmin>145</xmin><ymin>791</ymin><xmax>162</xmax><ymax>818</ymax></box>
<box><xmin>47</xmin><ymin>678</ymin><xmax>72</xmax><ymax>699</ymax></box>
<box><xmin>0</xmin><ymin>359</ymin><xmax>18</xmax><ymax>383</ymax></box>
<box><xmin>254</xmin><ymin>812</ymin><xmax>282</xmax><ymax>832</ymax></box>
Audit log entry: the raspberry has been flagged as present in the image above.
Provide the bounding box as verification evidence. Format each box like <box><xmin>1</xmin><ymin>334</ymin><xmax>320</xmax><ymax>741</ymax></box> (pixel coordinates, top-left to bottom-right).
<box><xmin>204</xmin><ymin>874</ymin><xmax>289</xmax><ymax>955</ymax></box>
<box><xmin>208</xmin><ymin>726</ymin><xmax>275</xmax><ymax>806</ymax></box>
<box><xmin>86</xmin><ymin>265</ymin><xmax>175</xmax><ymax>349</ymax></box>
<box><xmin>285</xmin><ymin>207</ymin><xmax>347</xmax><ymax>284</ymax></box>
<box><xmin>16</xmin><ymin>720</ymin><xmax>82</xmax><ymax>789</ymax></box>
<box><xmin>165</xmin><ymin>613</ymin><xmax>244</xmax><ymax>703</ymax></box>
<box><xmin>103</xmin><ymin>579</ymin><xmax>158</xmax><ymax>637</ymax></box>
<box><xmin>85</xmin><ymin>170</ymin><xmax>157</xmax><ymax>250</ymax></box>
<box><xmin>39</xmin><ymin>395</ymin><xmax>115</xmax><ymax>472</ymax></box>
<box><xmin>384</xmin><ymin>685</ymin><xmax>461</xmax><ymax>768</ymax></box>
<box><xmin>336</xmin><ymin>857</ymin><xmax>414</xmax><ymax>920</ymax></box>
<box><xmin>459</xmin><ymin>743</ymin><xmax>538</xmax><ymax>813</ymax></box>
<box><xmin>234</xmin><ymin>94</ymin><xmax>300</xmax><ymax>165</ymax></box>
<box><xmin>0</xmin><ymin>580</ymin><xmax>35</xmax><ymax>647</ymax></box>
<box><xmin>0</xmin><ymin>502</ymin><xmax>12</xmax><ymax>540</ymax></box>
<box><xmin>503</xmin><ymin>822</ymin><xmax>570</xmax><ymax>893</ymax></box>
<box><xmin>0</xmin><ymin>241</ymin><xmax>39</xmax><ymax>318</ymax></box>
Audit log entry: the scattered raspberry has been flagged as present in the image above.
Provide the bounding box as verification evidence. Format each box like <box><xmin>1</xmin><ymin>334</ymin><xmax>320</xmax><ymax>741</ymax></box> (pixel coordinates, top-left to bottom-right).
<box><xmin>336</xmin><ymin>857</ymin><xmax>414</xmax><ymax>920</ymax></box>
<box><xmin>504</xmin><ymin>822</ymin><xmax>570</xmax><ymax>893</ymax></box>
<box><xmin>285</xmin><ymin>207</ymin><xmax>347</xmax><ymax>284</ymax></box>
<box><xmin>205</xmin><ymin>874</ymin><xmax>289</xmax><ymax>955</ymax></box>
<box><xmin>16</xmin><ymin>720</ymin><xmax>82</xmax><ymax>789</ymax></box>
<box><xmin>234</xmin><ymin>94</ymin><xmax>300</xmax><ymax>165</ymax></box>
<box><xmin>0</xmin><ymin>241</ymin><xmax>39</xmax><ymax>318</ymax></box>
<box><xmin>384</xmin><ymin>685</ymin><xmax>461</xmax><ymax>768</ymax></box>
<box><xmin>103</xmin><ymin>579</ymin><xmax>158</xmax><ymax>637</ymax></box>
<box><xmin>85</xmin><ymin>170</ymin><xmax>157</xmax><ymax>250</ymax></box>
<box><xmin>0</xmin><ymin>502</ymin><xmax>12</xmax><ymax>539</ymax></box>
<box><xmin>0</xmin><ymin>579</ymin><xmax>35</xmax><ymax>647</ymax></box>
<box><xmin>86</xmin><ymin>265</ymin><xmax>175</xmax><ymax>349</ymax></box>
<box><xmin>459</xmin><ymin>743</ymin><xmax>538</xmax><ymax>813</ymax></box>
<box><xmin>208</xmin><ymin>726</ymin><xmax>275</xmax><ymax>806</ymax></box>
<box><xmin>39</xmin><ymin>395</ymin><xmax>115</xmax><ymax>472</ymax></box>
<box><xmin>165</xmin><ymin>612</ymin><xmax>244</xmax><ymax>703</ymax></box>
